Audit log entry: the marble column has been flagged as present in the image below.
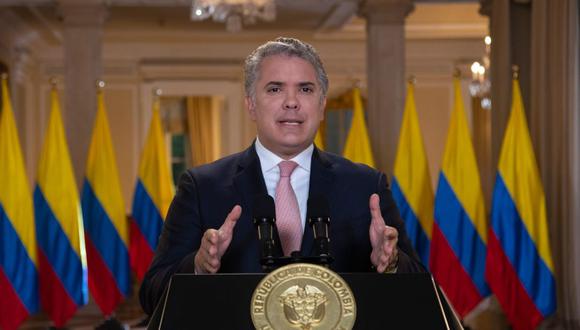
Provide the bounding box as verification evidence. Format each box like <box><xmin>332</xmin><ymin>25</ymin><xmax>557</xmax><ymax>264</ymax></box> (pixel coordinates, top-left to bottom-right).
<box><xmin>10</xmin><ymin>44</ymin><xmax>36</xmax><ymax>182</ymax></box>
<box><xmin>360</xmin><ymin>0</ymin><xmax>414</xmax><ymax>175</ymax></box>
<box><xmin>60</xmin><ymin>2</ymin><xmax>107</xmax><ymax>186</ymax></box>
<box><xmin>479</xmin><ymin>0</ymin><xmax>531</xmax><ymax>177</ymax></box>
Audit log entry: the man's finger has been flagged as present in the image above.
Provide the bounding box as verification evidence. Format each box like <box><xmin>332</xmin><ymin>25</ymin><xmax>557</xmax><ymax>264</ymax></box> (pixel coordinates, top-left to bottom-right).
<box><xmin>204</xmin><ymin>260</ymin><xmax>219</xmax><ymax>274</ymax></box>
<box><xmin>220</xmin><ymin>205</ymin><xmax>242</xmax><ymax>234</ymax></box>
<box><xmin>205</xmin><ymin>230</ymin><xmax>219</xmax><ymax>245</ymax></box>
<box><xmin>383</xmin><ymin>226</ymin><xmax>398</xmax><ymax>241</ymax></box>
<box><xmin>369</xmin><ymin>194</ymin><xmax>383</xmax><ymax>227</ymax></box>
<box><xmin>207</xmin><ymin>257</ymin><xmax>220</xmax><ymax>270</ymax></box>
<box><xmin>207</xmin><ymin>244</ymin><xmax>217</xmax><ymax>257</ymax></box>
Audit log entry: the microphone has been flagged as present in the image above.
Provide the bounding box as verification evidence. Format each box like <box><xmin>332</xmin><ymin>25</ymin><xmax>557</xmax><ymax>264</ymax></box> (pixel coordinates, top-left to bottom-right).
<box><xmin>252</xmin><ymin>194</ymin><xmax>277</xmax><ymax>268</ymax></box>
<box><xmin>307</xmin><ymin>194</ymin><xmax>331</xmax><ymax>257</ymax></box>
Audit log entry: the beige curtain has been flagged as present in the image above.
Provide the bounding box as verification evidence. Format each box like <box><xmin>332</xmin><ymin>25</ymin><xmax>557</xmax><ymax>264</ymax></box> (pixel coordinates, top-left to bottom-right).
<box><xmin>186</xmin><ymin>96</ymin><xmax>219</xmax><ymax>166</ymax></box>
<box><xmin>530</xmin><ymin>0</ymin><xmax>580</xmax><ymax>327</ymax></box>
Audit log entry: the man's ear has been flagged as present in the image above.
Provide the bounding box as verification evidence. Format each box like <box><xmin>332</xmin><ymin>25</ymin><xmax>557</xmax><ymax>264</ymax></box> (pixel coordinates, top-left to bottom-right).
<box><xmin>245</xmin><ymin>96</ymin><xmax>257</xmax><ymax>121</ymax></box>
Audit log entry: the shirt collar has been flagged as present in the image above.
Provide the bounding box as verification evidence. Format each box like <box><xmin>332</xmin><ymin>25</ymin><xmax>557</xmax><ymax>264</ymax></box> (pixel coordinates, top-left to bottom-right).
<box><xmin>255</xmin><ymin>137</ymin><xmax>313</xmax><ymax>173</ymax></box>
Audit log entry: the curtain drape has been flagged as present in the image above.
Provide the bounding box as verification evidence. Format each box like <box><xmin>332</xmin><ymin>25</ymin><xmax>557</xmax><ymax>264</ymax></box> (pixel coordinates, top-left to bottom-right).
<box><xmin>186</xmin><ymin>96</ymin><xmax>218</xmax><ymax>166</ymax></box>
<box><xmin>530</xmin><ymin>0</ymin><xmax>580</xmax><ymax>327</ymax></box>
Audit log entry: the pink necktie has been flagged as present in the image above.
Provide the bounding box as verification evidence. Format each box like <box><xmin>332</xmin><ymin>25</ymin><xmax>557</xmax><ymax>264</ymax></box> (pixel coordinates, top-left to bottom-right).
<box><xmin>275</xmin><ymin>160</ymin><xmax>302</xmax><ymax>256</ymax></box>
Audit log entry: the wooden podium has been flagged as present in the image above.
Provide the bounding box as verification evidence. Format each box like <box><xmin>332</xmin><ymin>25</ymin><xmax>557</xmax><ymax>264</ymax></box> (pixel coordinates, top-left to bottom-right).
<box><xmin>147</xmin><ymin>271</ymin><xmax>463</xmax><ymax>329</ymax></box>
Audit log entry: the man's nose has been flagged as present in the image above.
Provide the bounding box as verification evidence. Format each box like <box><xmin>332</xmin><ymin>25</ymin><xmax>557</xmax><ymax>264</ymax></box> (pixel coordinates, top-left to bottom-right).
<box><xmin>283</xmin><ymin>91</ymin><xmax>299</xmax><ymax>110</ymax></box>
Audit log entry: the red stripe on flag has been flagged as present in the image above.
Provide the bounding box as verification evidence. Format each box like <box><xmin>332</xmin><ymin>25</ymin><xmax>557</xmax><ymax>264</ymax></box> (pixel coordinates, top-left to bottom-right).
<box><xmin>85</xmin><ymin>235</ymin><xmax>124</xmax><ymax>316</ymax></box>
<box><xmin>430</xmin><ymin>223</ymin><xmax>483</xmax><ymax>317</ymax></box>
<box><xmin>37</xmin><ymin>249</ymin><xmax>78</xmax><ymax>328</ymax></box>
<box><xmin>486</xmin><ymin>231</ymin><xmax>544</xmax><ymax>330</ymax></box>
<box><xmin>0</xmin><ymin>268</ymin><xmax>29</xmax><ymax>330</ymax></box>
<box><xmin>129</xmin><ymin>217</ymin><xmax>155</xmax><ymax>281</ymax></box>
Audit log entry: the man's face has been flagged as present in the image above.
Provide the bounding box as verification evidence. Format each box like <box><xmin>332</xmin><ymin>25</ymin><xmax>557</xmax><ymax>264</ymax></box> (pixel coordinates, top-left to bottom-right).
<box><xmin>246</xmin><ymin>54</ymin><xmax>326</xmax><ymax>159</ymax></box>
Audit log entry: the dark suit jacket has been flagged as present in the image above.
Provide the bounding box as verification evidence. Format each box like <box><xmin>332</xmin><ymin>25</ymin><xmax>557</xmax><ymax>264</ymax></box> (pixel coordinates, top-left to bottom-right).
<box><xmin>139</xmin><ymin>144</ymin><xmax>424</xmax><ymax>315</ymax></box>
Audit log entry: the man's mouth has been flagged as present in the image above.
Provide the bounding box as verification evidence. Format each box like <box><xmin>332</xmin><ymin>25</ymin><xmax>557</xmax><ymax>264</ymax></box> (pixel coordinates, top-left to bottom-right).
<box><xmin>278</xmin><ymin>119</ymin><xmax>303</xmax><ymax>126</ymax></box>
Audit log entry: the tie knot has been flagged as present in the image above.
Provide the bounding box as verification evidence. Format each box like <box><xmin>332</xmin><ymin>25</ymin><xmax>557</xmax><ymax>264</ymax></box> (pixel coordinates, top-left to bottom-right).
<box><xmin>278</xmin><ymin>160</ymin><xmax>298</xmax><ymax>177</ymax></box>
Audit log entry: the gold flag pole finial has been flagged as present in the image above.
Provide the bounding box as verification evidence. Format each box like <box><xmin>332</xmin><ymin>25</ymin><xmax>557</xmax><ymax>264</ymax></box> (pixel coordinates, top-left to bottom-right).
<box><xmin>407</xmin><ymin>75</ymin><xmax>416</xmax><ymax>85</ymax></box>
<box><xmin>453</xmin><ymin>68</ymin><xmax>461</xmax><ymax>79</ymax></box>
<box><xmin>512</xmin><ymin>65</ymin><xmax>520</xmax><ymax>80</ymax></box>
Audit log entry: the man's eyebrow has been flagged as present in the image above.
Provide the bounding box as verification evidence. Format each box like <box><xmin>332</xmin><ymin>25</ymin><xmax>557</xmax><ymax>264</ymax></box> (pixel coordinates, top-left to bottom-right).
<box><xmin>265</xmin><ymin>81</ymin><xmax>283</xmax><ymax>86</ymax></box>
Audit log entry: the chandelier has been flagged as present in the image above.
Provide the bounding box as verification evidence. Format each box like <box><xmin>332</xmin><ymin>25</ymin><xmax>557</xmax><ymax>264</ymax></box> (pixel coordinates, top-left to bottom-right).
<box><xmin>191</xmin><ymin>0</ymin><xmax>276</xmax><ymax>33</ymax></box>
<box><xmin>469</xmin><ymin>35</ymin><xmax>492</xmax><ymax>110</ymax></box>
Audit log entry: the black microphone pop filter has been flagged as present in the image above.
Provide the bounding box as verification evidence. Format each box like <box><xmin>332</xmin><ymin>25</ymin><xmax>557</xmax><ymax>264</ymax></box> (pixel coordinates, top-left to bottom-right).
<box><xmin>307</xmin><ymin>194</ymin><xmax>331</xmax><ymax>259</ymax></box>
<box><xmin>252</xmin><ymin>194</ymin><xmax>277</xmax><ymax>268</ymax></box>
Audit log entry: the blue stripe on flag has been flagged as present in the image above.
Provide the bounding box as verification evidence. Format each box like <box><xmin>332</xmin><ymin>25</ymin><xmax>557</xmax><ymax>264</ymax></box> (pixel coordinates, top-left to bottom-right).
<box><xmin>132</xmin><ymin>180</ymin><xmax>163</xmax><ymax>251</ymax></box>
<box><xmin>81</xmin><ymin>181</ymin><xmax>131</xmax><ymax>296</ymax></box>
<box><xmin>391</xmin><ymin>178</ymin><xmax>430</xmax><ymax>267</ymax></box>
<box><xmin>491</xmin><ymin>174</ymin><xmax>556</xmax><ymax>316</ymax></box>
<box><xmin>434</xmin><ymin>173</ymin><xmax>490</xmax><ymax>297</ymax></box>
<box><xmin>0</xmin><ymin>206</ymin><xmax>38</xmax><ymax>313</ymax></box>
<box><xmin>33</xmin><ymin>186</ymin><xmax>87</xmax><ymax>306</ymax></box>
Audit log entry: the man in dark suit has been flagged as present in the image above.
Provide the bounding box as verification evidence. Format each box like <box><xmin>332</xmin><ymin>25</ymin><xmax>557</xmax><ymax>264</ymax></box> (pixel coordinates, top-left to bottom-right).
<box><xmin>140</xmin><ymin>37</ymin><xmax>424</xmax><ymax>315</ymax></box>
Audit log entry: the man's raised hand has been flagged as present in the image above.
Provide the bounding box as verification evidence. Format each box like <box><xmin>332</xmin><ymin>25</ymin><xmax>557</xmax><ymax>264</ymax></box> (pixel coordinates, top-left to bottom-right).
<box><xmin>368</xmin><ymin>194</ymin><xmax>399</xmax><ymax>273</ymax></box>
<box><xmin>194</xmin><ymin>205</ymin><xmax>242</xmax><ymax>274</ymax></box>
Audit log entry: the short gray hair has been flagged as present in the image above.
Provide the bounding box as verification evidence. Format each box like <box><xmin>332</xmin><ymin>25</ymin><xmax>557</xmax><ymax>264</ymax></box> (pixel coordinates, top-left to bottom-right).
<box><xmin>244</xmin><ymin>37</ymin><xmax>329</xmax><ymax>101</ymax></box>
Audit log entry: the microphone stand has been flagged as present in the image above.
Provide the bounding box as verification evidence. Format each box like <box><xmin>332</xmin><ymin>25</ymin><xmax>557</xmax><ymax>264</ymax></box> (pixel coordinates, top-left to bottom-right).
<box><xmin>254</xmin><ymin>216</ymin><xmax>333</xmax><ymax>272</ymax></box>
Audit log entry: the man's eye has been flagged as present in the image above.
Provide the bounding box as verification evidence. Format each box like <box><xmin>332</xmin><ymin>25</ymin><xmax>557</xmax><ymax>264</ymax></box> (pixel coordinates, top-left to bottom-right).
<box><xmin>267</xmin><ymin>87</ymin><xmax>281</xmax><ymax>93</ymax></box>
<box><xmin>301</xmin><ymin>87</ymin><xmax>314</xmax><ymax>93</ymax></box>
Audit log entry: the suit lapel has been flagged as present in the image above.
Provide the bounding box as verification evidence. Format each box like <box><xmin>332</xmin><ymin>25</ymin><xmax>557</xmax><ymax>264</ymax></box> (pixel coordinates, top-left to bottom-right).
<box><xmin>300</xmin><ymin>148</ymin><xmax>335</xmax><ymax>255</ymax></box>
<box><xmin>232</xmin><ymin>143</ymin><xmax>268</xmax><ymax>216</ymax></box>
<box><xmin>232</xmin><ymin>143</ymin><xmax>284</xmax><ymax>257</ymax></box>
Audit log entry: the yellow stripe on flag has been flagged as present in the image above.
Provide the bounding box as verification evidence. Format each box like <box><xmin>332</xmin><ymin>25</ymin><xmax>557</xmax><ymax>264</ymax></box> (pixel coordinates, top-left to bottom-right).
<box><xmin>314</xmin><ymin>129</ymin><xmax>324</xmax><ymax>151</ymax></box>
<box><xmin>343</xmin><ymin>87</ymin><xmax>376</xmax><ymax>168</ymax></box>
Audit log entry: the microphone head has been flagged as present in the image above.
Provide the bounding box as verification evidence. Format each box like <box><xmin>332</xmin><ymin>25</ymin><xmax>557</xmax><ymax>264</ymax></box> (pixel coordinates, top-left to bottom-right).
<box><xmin>307</xmin><ymin>194</ymin><xmax>330</xmax><ymax>219</ymax></box>
<box><xmin>253</xmin><ymin>194</ymin><xmax>276</xmax><ymax>219</ymax></box>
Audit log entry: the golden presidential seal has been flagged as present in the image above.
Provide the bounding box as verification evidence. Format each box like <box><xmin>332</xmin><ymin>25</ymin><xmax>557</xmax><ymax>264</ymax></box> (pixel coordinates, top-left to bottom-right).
<box><xmin>251</xmin><ymin>263</ymin><xmax>356</xmax><ymax>330</ymax></box>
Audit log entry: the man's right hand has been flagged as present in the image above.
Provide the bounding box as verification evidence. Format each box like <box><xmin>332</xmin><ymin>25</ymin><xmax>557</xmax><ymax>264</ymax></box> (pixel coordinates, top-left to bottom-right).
<box><xmin>194</xmin><ymin>205</ymin><xmax>242</xmax><ymax>274</ymax></box>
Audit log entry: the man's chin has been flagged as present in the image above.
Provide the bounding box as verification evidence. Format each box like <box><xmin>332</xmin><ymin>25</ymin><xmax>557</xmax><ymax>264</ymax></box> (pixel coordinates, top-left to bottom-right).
<box><xmin>275</xmin><ymin>140</ymin><xmax>312</xmax><ymax>158</ymax></box>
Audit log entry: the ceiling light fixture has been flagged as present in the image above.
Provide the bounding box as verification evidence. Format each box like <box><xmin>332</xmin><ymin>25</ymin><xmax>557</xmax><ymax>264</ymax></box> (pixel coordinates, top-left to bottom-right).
<box><xmin>191</xmin><ymin>0</ymin><xmax>276</xmax><ymax>33</ymax></box>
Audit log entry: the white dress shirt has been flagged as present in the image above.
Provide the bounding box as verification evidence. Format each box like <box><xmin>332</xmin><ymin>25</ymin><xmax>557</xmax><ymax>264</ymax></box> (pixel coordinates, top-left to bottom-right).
<box><xmin>255</xmin><ymin>138</ymin><xmax>313</xmax><ymax>230</ymax></box>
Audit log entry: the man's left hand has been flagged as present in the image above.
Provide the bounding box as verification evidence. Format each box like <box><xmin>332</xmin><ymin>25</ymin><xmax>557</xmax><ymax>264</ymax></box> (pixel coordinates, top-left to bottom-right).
<box><xmin>369</xmin><ymin>193</ymin><xmax>399</xmax><ymax>273</ymax></box>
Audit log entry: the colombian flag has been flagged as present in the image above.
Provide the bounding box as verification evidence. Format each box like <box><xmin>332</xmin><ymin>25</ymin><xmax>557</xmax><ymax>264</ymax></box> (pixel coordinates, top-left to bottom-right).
<box><xmin>81</xmin><ymin>89</ymin><xmax>130</xmax><ymax>316</ymax></box>
<box><xmin>130</xmin><ymin>97</ymin><xmax>174</xmax><ymax>280</ymax></box>
<box><xmin>343</xmin><ymin>87</ymin><xmax>375</xmax><ymax>168</ymax></box>
<box><xmin>430</xmin><ymin>77</ymin><xmax>490</xmax><ymax>317</ymax></box>
<box><xmin>392</xmin><ymin>81</ymin><xmax>433</xmax><ymax>267</ymax></box>
<box><xmin>0</xmin><ymin>76</ymin><xmax>39</xmax><ymax>330</ymax></box>
<box><xmin>34</xmin><ymin>87</ymin><xmax>88</xmax><ymax>327</ymax></box>
<box><xmin>485</xmin><ymin>78</ymin><xmax>556</xmax><ymax>330</ymax></box>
